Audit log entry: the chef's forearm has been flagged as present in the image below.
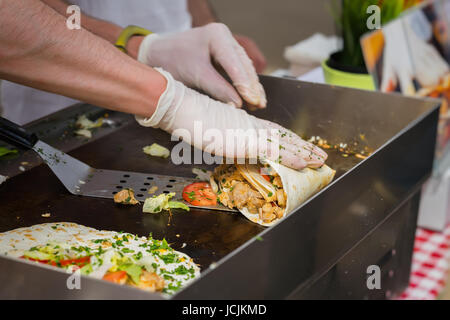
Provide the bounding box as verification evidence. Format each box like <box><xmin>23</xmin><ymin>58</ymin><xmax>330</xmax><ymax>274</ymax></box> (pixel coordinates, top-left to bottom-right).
<box><xmin>188</xmin><ymin>0</ymin><xmax>218</xmax><ymax>27</ymax></box>
<box><xmin>0</xmin><ymin>0</ymin><xmax>165</xmax><ymax>118</ymax></box>
<box><xmin>40</xmin><ymin>0</ymin><xmax>143</xmax><ymax>58</ymax></box>
<box><xmin>41</xmin><ymin>0</ymin><xmax>122</xmax><ymax>43</ymax></box>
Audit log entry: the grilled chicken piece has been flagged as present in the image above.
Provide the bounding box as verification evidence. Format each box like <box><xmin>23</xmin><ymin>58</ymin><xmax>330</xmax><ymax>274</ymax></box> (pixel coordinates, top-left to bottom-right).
<box><xmin>276</xmin><ymin>189</ymin><xmax>286</xmax><ymax>207</ymax></box>
<box><xmin>247</xmin><ymin>197</ymin><xmax>266</xmax><ymax>214</ymax></box>
<box><xmin>114</xmin><ymin>189</ymin><xmax>139</xmax><ymax>205</ymax></box>
<box><xmin>259</xmin><ymin>203</ymin><xmax>277</xmax><ymax>223</ymax></box>
<box><xmin>231</xmin><ymin>182</ymin><xmax>263</xmax><ymax>209</ymax></box>
<box><xmin>215</xmin><ymin>166</ymin><xmax>286</xmax><ymax>222</ymax></box>
<box><xmin>209</xmin><ymin>176</ymin><xmax>219</xmax><ymax>193</ymax></box>
<box><xmin>131</xmin><ymin>271</ymin><xmax>165</xmax><ymax>292</ymax></box>
<box><xmin>218</xmin><ymin>191</ymin><xmax>233</xmax><ymax>208</ymax></box>
<box><xmin>214</xmin><ymin>164</ymin><xmax>244</xmax><ymax>188</ymax></box>
<box><xmin>219</xmin><ymin>181</ymin><xmax>265</xmax><ymax>212</ymax></box>
<box><xmin>274</xmin><ymin>206</ymin><xmax>285</xmax><ymax>219</ymax></box>
<box><xmin>272</xmin><ymin>176</ymin><xmax>283</xmax><ymax>189</ymax></box>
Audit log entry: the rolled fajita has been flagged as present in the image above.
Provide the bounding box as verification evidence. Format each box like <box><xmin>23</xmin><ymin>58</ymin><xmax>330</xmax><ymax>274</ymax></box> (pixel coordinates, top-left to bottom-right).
<box><xmin>212</xmin><ymin>159</ymin><xmax>335</xmax><ymax>227</ymax></box>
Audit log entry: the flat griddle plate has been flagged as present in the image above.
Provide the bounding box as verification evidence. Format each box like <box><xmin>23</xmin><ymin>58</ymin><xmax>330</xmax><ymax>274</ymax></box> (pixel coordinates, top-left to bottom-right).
<box><xmin>0</xmin><ymin>122</ymin><xmax>265</xmax><ymax>269</ymax></box>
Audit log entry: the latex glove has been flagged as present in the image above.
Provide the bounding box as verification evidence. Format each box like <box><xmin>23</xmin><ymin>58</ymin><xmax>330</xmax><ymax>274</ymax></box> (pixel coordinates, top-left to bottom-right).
<box><xmin>136</xmin><ymin>68</ymin><xmax>327</xmax><ymax>170</ymax></box>
<box><xmin>138</xmin><ymin>23</ymin><xmax>266</xmax><ymax>109</ymax></box>
<box><xmin>234</xmin><ymin>34</ymin><xmax>267</xmax><ymax>73</ymax></box>
<box><xmin>381</xmin><ymin>17</ymin><xmax>449</xmax><ymax>95</ymax></box>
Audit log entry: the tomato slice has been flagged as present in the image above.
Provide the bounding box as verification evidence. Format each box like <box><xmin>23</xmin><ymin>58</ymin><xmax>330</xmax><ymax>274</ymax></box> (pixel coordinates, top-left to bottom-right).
<box><xmin>103</xmin><ymin>271</ymin><xmax>128</xmax><ymax>284</ymax></box>
<box><xmin>182</xmin><ymin>182</ymin><xmax>217</xmax><ymax>206</ymax></box>
<box><xmin>21</xmin><ymin>256</ymin><xmax>49</xmax><ymax>265</ymax></box>
<box><xmin>59</xmin><ymin>256</ymin><xmax>91</xmax><ymax>267</ymax></box>
<box><xmin>21</xmin><ymin>255</ymin><xmax>91</xmax><ymax>267</ymax></box>
<box><xmin>262</xmin><ymin>174</ymin><xmax>271</xmax><ymax>182</ymax></box>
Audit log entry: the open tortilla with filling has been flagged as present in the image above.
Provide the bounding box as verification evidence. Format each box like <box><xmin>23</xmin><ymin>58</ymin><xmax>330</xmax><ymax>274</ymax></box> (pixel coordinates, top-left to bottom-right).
<box><xmin>212</xmin><ymin>160</ymin><xmax>335</xmax><ymax>227</ymax></box>
<box><xmin>0</xmin><ymin>222</ymin><xmax>199</xmax><ymax>295</ymax></box>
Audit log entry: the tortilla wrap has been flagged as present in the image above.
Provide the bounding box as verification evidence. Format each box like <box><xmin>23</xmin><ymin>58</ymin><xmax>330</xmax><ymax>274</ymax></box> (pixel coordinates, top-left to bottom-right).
<box><xmin>0</xmin><ymin>222</ymin><xmax>200</xmax><ymax>295</ymax></box>
<box><xmin>239</xmin><ymin>160</ymin><xmax>335</xmax><ymax>227</ymax></box>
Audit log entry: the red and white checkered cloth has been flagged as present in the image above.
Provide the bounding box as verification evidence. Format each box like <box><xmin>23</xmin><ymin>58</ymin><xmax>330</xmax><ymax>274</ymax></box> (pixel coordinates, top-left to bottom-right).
<box><xmin>398</xmin><ymin>225</ymin><xmax>450</xmax><ymax>300</ymax></box>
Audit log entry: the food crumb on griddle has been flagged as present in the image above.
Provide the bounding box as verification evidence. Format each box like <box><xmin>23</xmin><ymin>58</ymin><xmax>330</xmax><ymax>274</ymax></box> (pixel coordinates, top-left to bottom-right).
<box><xmin>148</xmin><ymin>186</ymin><xmax>158</xmax><ymax>194</ymax></box>
<box><xmin>114</xmin><ymin>189</ymin><xmax>139</xmax><ymax>205</ymax></box>
<box><xmin>307</xmin><ymin>135</ymin><xmax>373</xmax><ymax>160</ymax></box>
<box><xmin>143</xmin><ymin>143</ymin><xmax>170</xmax><ymax>159</ymax></box>
<box><xmin>0</xmin><ymin>175</ymin><xmax>7</xmax><ymax>185</ymax></box>
<box><xmin>74</xmin><ymin>129</ymin><xmax>92</xmax><ymax>139</ymax></box>
<box><xmin>41</xmin><ymin>213</ymin><xmax>51</xmax><ymax>218</ymax></box>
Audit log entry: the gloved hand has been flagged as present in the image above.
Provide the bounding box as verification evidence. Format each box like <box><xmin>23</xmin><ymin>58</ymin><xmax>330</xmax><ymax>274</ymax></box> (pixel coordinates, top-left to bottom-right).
<box><xmin>136</xmin><ymin>68</ymin><xmax>327</xmax><ymax>170</ymax></box>
<box><xmin>381</xmin><ymin>16</ymin><xmax>449</xmax><ymax>95</ymax></box>
<box><xmin>234</xmin><ymin>34</ymin><xmax>267</xmax><ymax>74</ymax></box>
<box><xmin>137</xmin><ymin>23</ymin><xmax>266</xmax><ymax>109</ymax></box>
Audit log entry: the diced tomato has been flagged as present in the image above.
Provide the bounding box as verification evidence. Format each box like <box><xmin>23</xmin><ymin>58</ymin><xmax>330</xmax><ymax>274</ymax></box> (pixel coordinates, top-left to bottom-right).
<box><xmin>262</xmin><ymin>174</ymin><xmax>271</xmax><ymax>182</ymax></box>
<box><xmin>386</xmin><ymin>79</ymin><xmax>396</xmax><ymax>92</ymax></box>
<box><xmin>59</xmin><ymin>256</ymin><xmax>91</xmax><ymax>267</ymax></box>
<box><xmin>21</xmin><ymin>255</ymin><xmax>91</xmax><ymax>267</ymax></box>
<box><xmin>21</xmin><ymin>256</ymin><xmax>49</xmax><ymax>265</ymax></box>
<box><xmin>182</xmin><ymin>182</ymin><xmax>217</xmax><ymax>206</ymax></box>
<box><xmin>429</xmin><ymin>91</ymin><xmax>440</xmax><ymax>98</ymax></box>
<box><xmin>103</xmin><ymin>271</ymin><xmax>128</xmax><ymax>284</ymax></box>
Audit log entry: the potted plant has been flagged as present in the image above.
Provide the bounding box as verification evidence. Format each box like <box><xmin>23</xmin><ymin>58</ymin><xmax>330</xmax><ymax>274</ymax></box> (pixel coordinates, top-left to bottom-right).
<box><xmin>322</xmin><ymin>0</ymin><xmax>419</xmax><ymax>90</ymax></box>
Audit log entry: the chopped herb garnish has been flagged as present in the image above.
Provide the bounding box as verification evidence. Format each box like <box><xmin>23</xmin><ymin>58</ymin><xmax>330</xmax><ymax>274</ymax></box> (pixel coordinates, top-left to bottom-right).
<box><xmin>115</xmin><ymin>240</ymin><xmax>123</xmax><ymax>247</ymax></box>
<box><xmin>156</xmin><ymin>253</ymin><xmax>178</xmax><ymax>264</ymax></box>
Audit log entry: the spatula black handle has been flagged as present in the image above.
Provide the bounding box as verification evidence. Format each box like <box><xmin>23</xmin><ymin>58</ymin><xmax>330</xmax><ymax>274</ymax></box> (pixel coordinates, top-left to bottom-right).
<box><xmin>0</xmin><ymin>117</ymin><xmax>38</xmax><ymax>149</ymax></box>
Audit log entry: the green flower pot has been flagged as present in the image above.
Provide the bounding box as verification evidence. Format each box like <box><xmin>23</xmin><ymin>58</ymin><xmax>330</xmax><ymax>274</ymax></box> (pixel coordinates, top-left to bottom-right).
<box><xmin>322</xmin><ymin>59</ymin><xmax>375</xmax><ymax>91</ymax></box>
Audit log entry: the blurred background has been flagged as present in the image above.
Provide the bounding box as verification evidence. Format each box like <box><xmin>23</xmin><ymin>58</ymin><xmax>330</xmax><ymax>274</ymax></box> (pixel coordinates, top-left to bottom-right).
<box><xmin>214</xmin><ymin>0</ymin><xmax>450</xmax><ymax>300</ymax></box>
<box><xmin>211</xmin><ymin>0</ymin><xmax>335</xmax><ymax>73</ymax></box>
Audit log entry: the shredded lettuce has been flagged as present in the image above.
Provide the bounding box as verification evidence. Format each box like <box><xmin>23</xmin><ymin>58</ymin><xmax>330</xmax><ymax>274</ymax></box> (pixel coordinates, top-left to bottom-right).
<box><xmin>168</xmin><ymin>201</ymin><xmax>190</xmax><ymax>211</ymax></box>
<box><xmin>74</xmin><ymin>129</ymin><xmax>92</xmax><ymax>139</ymax></box>
<box><xmin>0</xmin><ymin>146</ymin><xmax>18</xmax><ymax>157</ymax></box>
<box><xmin>74</xmin><ymin>115</ymin><xmax>104</xmax><ymax>139</ymax></box>
<box><xmin>138</xmin><ymin>255</ymin><xmax>158</xmax><ymax>272</ymax></box>
<box><xmin>118</xmin><ymin>263</ymin><xmax>142</xmax><ymax>284</ymax></box>
<box><xmin>143</xmin><ymin>143</ymin><xmax>170</xmax><ymax>159</ymax></box>
<box><xmin>143</xmin><ymin>193</ymin><xmax>174</xmax><ymax>213</ymax></box>
<box><xmin>22</xmin><ymin>242</ymin><xmax>69</xmax><ymax>261</ymax></box>
<box><xmin>80</xmin><ymin>264</ymin><xmax>93</xmax><ymax>275</ymax></box>
<box><xmin>143</xmin><ymin>192</ymin><xmax>189</xmax><ymax>213</ymax></box>
<box><xmin>23</xmin><ymin>250</ymin><xmax>52</xmax><ymax>261</ymax></box>
<box><xmin>76</xmin><ymin>115</ymin><xmax>103</xmax><ymax>129</ymax></box>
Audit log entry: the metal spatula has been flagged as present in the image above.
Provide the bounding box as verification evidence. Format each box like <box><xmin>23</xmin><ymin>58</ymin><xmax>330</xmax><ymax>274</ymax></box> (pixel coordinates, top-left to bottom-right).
<box><xmin>0</xmin><ymin>117</ymin><xmax>235</xmax><ymax>212</ymax></box>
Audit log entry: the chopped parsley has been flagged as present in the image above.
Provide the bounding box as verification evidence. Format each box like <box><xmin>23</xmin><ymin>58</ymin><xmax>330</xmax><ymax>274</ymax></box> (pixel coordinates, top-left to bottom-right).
<box><xmin>184</xmin><ymin>191</ymin><xmax>196</xmax><ymax>201</ymax></box>
<box><xmin>133</xmin><ymin>251</ymin><xmax>143</xmax><ymax>260</ymax></box>
<box><xmin>121</xmin><ymin>247</ymin><xmax>135</xmax><ymax>254</ymax></box>
<box><xmin>156</xmin><ymin>253</ymin><xmax>178</xmax><ymax>264</ymax></box>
